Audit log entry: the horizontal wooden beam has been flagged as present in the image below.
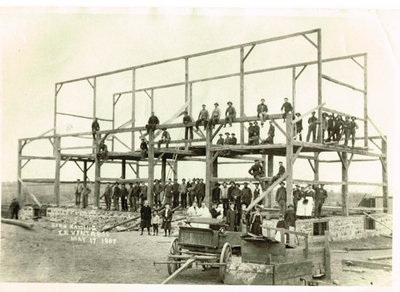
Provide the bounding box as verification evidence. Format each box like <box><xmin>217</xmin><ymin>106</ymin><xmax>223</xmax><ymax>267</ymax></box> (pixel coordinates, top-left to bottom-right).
<box><xmin>150</xmin><ymin>138</ymin><xmax>205</xmax><ymax>145</ymax></box>
<box><xmin>293</xmin><ymin>102</ymin><xmax>326</xmax><ymax>123</ymax></box>
<box><xmin>319</xmin><ymin>159</ymin><xmax>379</xmax><ymax>163</ymax></box>
<box><xmin>59</xmin><ymin>145</ymin><xmax>95</xmax><ymax>151</ymax></box>
<box><xmin>293</xmin><ymin>178</ymin><xmax>386</xmax><ymax>187</ymax></box>
<box><xmin>218</xmin><ymin>161</ymin><xmax>253</xmax><ymax>165</ymax></box>
<box><xmin>210</xmin><ymin>177</ymin><xmax>272</xmax><ymax>183</ymax></box>
<box><xmin>342</xmin><ymin>260</ymin><xmax>391</xmax><ymax>271</ymax></box>
<box><xmin>20</xmin><ymin>178</ymin><xmax>55</xmax><ymax>183</ymax></box>
<box><xmin>21</xmin><ymin>155</ymin><xmax>55</xmax><ymax>160</ymax></box>
<box><xmin>211</xmin><ymin>143</ymin><xmax>287</xmax><ymax>151</ymax></box>
<box><xmin>57</xmin><ymin>29</ymin><xmax>320</xmax><ymax>85</ymax></box>
<box><xmin>322</xmin><ymin>74</ymin><xmax>365</xmax><ymax>93</ymax></box>
<box><xmin>97</xmin><ymin>177</ymin><xmax>148</xmax><ymax>183</ymax></box>
<box><xmin>57</xmin><ymin>112</ymin><xmax>112</xmax><ymax>122</ymax></box>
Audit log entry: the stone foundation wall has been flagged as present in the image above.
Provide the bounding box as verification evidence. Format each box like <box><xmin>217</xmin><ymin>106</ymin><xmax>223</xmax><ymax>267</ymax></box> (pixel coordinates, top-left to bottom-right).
<box><xmin>262</xmin><ymin>214</ymin><xmax>392</xmax><ymax>242</ymax></box>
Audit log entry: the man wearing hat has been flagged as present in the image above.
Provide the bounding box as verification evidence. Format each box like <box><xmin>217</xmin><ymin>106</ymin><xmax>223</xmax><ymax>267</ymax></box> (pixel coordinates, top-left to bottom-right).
<box><xmin>230</xmin><ymin>133</ymin><xmax>237</xmax><ymax>145</ymax></box>
<box><xmin>325</xmin><ymin>113</ymin><xmax>335</xmax><ymax>142</ymax></box>
<box><xmin>209</xmin><ymin>102</ymin><xmax>221</xmax><ymax>129</ymax></box>
<box><xmin>120</xmin><ymin>183</ymin><xmax>129</xmax><ymax>212</ymax></box>
<box><xmin>157</xmin><ymin>127</ymin><xmax>171</xmax><ymax>148</ymax></box>
<box><xmin>253</xmin><ymin>183</ymin><xmax>261</xmax><ymax>202</ymax></box>
<box><xmin>271</xmin><ymin>161</ymin><xmax>285</xmax><ymax>183</ymax></box>
<box><xmin>343</xmin><ymin>116</ymin><xmax>352</xmax><ymax>147</ymax></box>
<box><xmin>294</xmin><ymin>113</ymin><xmax>303</xmax><ymax>141</ymax></box>
<box><xmin>113</xmin><ymin>182</ymin><xmax>121</xmax><ymax>211</ymax></box>
<box><xmin>146</xmin><ymin>111</ymin><xmax>160</xmax><ymax>134</ymax></box>
<box><xmin>293</xmin><ymin>184</ymin><xmax>302</xmax><ymax>213</ymax></box>
<box><xmin>224</xmin><ymin>101</ymin><xmax>236</xmax><ymax>127</ymax></box>
<box><xmin>153</xmin><ymin>179</ymin><xmax>162</xmax><ymax>208</ymax></box>
<box><xmin>219</xmin><ymin>181</ymin><xmax>229</xmax><ymax>214</ymax></box>
<box><xmin>101</xmin><ymin>182</ymin><xmax>112</xmax><ymax>211</ymax></box>
<box><xmin>306</xmin><ymin>111</ymin><xmax>318</xmax><ymax>143</ymax></box>
<box><xmin>248</xmin><ymin>160</ymin><xmax>265</xmax><ymax>190</ymax></box>
<box><xmin>172</xmin><ymin>178</ymin><xmax>180</xmax><ymax>208</ymax></box>
<box><xmin>314</xmin><ymin>184</ymin><xmax>328</xmax><ymax>218</ymax></box>
<box><xmin>195</xmin><ymin>104</ymin><xmax>209</xmax><ymax>130</ymax></box>
<box><xmin>179</xmin><ymin>178</ymin><xmax>188</xmax><ymax>208</ymax></box>
<box><xmin>248</xmin><ymin>122</ymin><xmax>255</xmax><ymax>145</ymax></box>
<box><xmin>216</xmin><ymin>133</ymin><xmax>224</xmax><ymax>145</ymax></box>
<box><xmin>349</xmin><ymin>116</ymin><xmax>358</xmax><ymax>148</ymax></box>
<box><xmin>257</xmin><ymin>98</ymin><xmax>269</xmax><ymax>126</ymax></box>
<box><xmin>263</xmin><ymin>120</ymin><xmax>275</xmax><ymax>144</ymax></box>
<box><xmin>212</xmin><ymin>182</ymin><xmax>221</xmax><ymax>204</ymax></box>
<box><xmin>140</xmin><ymin>137</ymin><xmax>148</xmax><ymax>159</ymax></box>
<box><xmin>227</xmin><ymin>181</ymin><xmax>236</xmax><ymax>203</ymax></box>
<box><xmin>163</xmin><ymin>179</ymin><xmax>173</xmax><ymax>206</ymax></box>
<box><xmin>91</xmin><ymin>117</ymin><xmax>100</xmax><ymax>140</ymax></box>
<box><xmin>224</xmin><ymin>132</ymin><xmax>231</xmax><ymax>144</ymax></box>
<box><xmin>280</xmin><ymin>97</ymin><xmax>293</xmax><ymax>120</ymax></box>
<box><xmin>253</xmin><ymin>121</ymin><xmax>260</xmax><ymax>145</ymax></box>
<box><xmin>275</xmin><ymin>181</ymin><xmax>287</xmax><ymax>216</ymax></box>
<box><xmin>334</xmin><ymin>115</ymin><xmax>344</xmax><ymax>142</ymax></box>
<box><xmin>183</xmin><ymin>111</ymin><xmax>193</xmax><ymax>140</ymax></box>
<box><xmin>241</xmin><ymin>182</ymin><xmax>252</xmax><ymax>207</ymax></box>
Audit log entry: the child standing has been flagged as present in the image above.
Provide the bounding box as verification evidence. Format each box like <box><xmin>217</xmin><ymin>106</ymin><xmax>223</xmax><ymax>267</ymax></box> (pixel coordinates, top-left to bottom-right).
<box><xmin>152</xmin><ymin>211</ymin><xmax>160</xmax><ymax>236</ymax></box>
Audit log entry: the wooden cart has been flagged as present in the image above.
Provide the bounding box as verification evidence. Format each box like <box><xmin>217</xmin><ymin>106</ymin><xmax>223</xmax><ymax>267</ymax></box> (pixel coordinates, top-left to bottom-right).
<box><xmin>154</xmin><ymin>217</ymin><xmax>241</xmax><ymax>284</ymax></box>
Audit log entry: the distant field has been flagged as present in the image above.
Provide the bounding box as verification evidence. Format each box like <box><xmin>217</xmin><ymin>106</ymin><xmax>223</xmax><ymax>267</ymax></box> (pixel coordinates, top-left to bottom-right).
<box><xmin>1</xmin><ymin>181</ymin><xmax>370</xmax><ymax>208</ymax></box>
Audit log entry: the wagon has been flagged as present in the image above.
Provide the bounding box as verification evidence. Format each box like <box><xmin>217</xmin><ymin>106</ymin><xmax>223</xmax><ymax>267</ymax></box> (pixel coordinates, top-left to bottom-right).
<box><xmin>154</xmin><ymin>217</ymin><xmax>242</xmax><ymax>284</ymax></box>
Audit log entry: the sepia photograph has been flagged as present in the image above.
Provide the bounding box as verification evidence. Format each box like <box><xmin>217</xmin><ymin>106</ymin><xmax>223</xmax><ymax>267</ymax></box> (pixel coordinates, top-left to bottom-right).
<box><xmin>0</xmin><ymin>1</ymin><xmax>398</xmax><ymax>290</ymax></box>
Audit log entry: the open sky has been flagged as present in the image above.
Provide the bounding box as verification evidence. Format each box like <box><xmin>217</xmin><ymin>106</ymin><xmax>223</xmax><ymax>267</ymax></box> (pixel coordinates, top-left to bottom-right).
<box><xmin>1</xmin><ymin>6</ymin><xmax>399</xmax><ymax>196</ymax></box>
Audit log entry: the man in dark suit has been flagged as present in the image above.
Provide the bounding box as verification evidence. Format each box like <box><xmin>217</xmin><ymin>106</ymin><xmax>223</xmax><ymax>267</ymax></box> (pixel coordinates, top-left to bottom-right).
<box><xmin>225</xmin><ymin>203</ymin><xmax>236</xmax><ymax>231</ymax></box>
<box><xmin>146</xmin><ymin>112</ymin><xmax>160</xmax><ymax>134</ymax></box>
<box><xmin>162</xmin><ymin>204</ymin><xmax>173</xmax><ymax>236</ymax></box>
<box><xmin>140</xmin><ymin>200</ymin><xmax>152</xmax><ymax>235</ymax></box>
<box><xmin>91</xmin><ymin>118</ymin><xmax>100</xmax><ymax>139</ymax></box>
<box><xmin>113</xmin><ymin>182</ymin><xmax>121</xmax><ymax>211</ymax></box>
<box><xmin>120</xmin><ymin>184</ymin><xmax>128</xmax><ymax>211</ymax></box>
<box><xmin>275</xmin><ymin>182</ymin><xmax>287</xmax><ymax>216</ymax></box>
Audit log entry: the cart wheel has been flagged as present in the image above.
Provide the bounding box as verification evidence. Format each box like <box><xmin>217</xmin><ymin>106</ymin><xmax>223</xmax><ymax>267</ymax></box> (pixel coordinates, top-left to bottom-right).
<box><xmin>219</xmin><ymin>242</ymin><xmax>232</xmax><ymax>283</ymax></box>
<box><xmin>167</xmin><ymin>238</ymin><xmax>181</xmax><ymax>275</ymax></box>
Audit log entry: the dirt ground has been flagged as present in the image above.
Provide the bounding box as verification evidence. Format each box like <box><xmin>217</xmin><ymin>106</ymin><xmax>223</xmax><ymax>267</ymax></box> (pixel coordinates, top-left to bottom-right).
<box><xmin>0</xmin><ymin>218</ymin><xmax>392</xmax><ymax>286</ymax></box>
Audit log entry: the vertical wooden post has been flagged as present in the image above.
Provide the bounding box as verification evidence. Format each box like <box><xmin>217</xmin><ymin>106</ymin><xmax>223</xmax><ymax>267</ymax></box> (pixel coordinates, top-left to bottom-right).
<box><xmin>147</xmin><ymin>131</ymin><xmax>155</xmax><ymax>207</ymax></box>
<box><xmin>266</xmin><ymin>155</ymin><xmax>274</xmax><ymax>207</ymax></box>
<box><xmin>121</xmin><ymin>159</ymin><xmax>126</xmax><ymax>179</ymax></box>
<box><xmin>17</xmin><ymin>140</ymin><xmax>23</xmax><ymax>203</ymax></box>
<box><xmin>150</xmin><ymin>89</ymin><xmax>154</xmax><ymax>113</ymax></box>
<box><xmin>292</xmin><ymin>67</ymin><xmax>296</xmax><ymax>114</ymax></box>
<box><xmin>324</xmin><ymin>231</ymin><xmax>331</xmax><ymax>280</ymax></box>
<box><xmin>189</xmin><ymin>83</ymin><xmax>193</xmax><ymax>118</ymax></box>
<box><xmin>53</xmin><ymin>136</ymin><xmax>61</xmax><ymax>206</ymax></box>
<box><xmin>381</xmin><ymin>137</ymin><xmax>388</xmax><ymax>213</ymax></box>
<box><xmin>54</xmin><ymin>84</ymin><xmax>58</xmax><ymax>135</ymax></box>
<box><xmin>205</xmin><ymin>127</ymin><xmax>212</xmax><ymax>208</ymax></box>
<box><xmin>317</xmin><ymin>29</ymin><xmax>323</xmax><ymax>142</ymax></box>
<box><xmin>94</xmin><ymin>133</ymin><xmax>101</xmax><ymax>207</ymax></box>
<box><xmin>92</xmin><ymin>77</ymin><xmax>97</xmax><ymax>153</ymax></box>
<box><xmin>173</xmin><ymin>160</ymin><xmax>178</xmax><ymax>181</ymax></box>
<box><xmin>285</xmin><ymin>113</ymin><xmax>293</xmax><ymax>204</ymax></box>
<box><xmin>83</xmin><ymin>161</ymin><xmax>88</xmax><ymax>186</ymax></box>
<box><xmin>131</xmin><ymin>69</ymin><xmax>136</xmax><ymax>151</ymax></box>
<box><xmin>212</xmin><ymin>157</ymin><xmax>218</xmax><ymax>178</ymax></box>
<box><xmin>314</xmin><ymin>152</ymin><xmax>319</xmax><ymax>182</ymax></box>
<box><xmin>185</xmin><ymin>58</ymin><xmax>189</xmax><ymax>112</ymax></box>
<box><xmin>136</xmin><ymin>161</ymin><xmax>140</xmax><ymax>179</ymax></box>
<box><xmin>112</xmin><ymin>95</ymin><xmax>115</xmax><ymax>151</ymax></box>
<box><xmin>363</xmin><ymin>54</ymin><xmax>368</xmax><ymax>147</ymax></box>
<box><xmin>161</xmin><ymin>157</ymin><xmax>167</xmax><ymax>184</ymax></box>
<box><xmin>239</xmin><ymin>47</ymin><xmax>245</xmax><ymax>144</ymax></box>
<box><xmin>341</xmin><ymin>152</ymin><xmax>349</xmax><ymax>216</ymax></box>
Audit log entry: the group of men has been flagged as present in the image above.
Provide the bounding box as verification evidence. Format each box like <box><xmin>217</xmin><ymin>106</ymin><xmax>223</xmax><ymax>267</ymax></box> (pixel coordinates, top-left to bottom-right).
<box><xmin>275</xmin><ymin>182</ymin><xmax>328</xmax><ymax>219</ymax></box>
<box><xmin>73</xmin><ymin>179</ymin><xmax>92</xmax><ymax>208</ymax></box>
<box><xmin>100</xmin><ymin>181</ymin><xmax>148</xmax><ymax>211</ymax></box>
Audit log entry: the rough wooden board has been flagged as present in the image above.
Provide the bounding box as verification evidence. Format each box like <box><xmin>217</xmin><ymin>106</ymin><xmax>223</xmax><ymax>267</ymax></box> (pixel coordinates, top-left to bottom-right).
<box><xmin>368</xmin><ymin>255</ymin><xmax>392</xmax><ymax>261</ymax></box>
<box><xmin>225</xmin><ymin>262</ymin><xmax>274</xmax><ymax>285</ymax></box>
<box><xmin>342</xmin><ymin>259</ymin><xmax>392</xmax><ymax>271</ymax></box>
<box><xmin>274</xmin><ymin>261</ymin><xmax>313</xmax><ymax>281</ymax></box>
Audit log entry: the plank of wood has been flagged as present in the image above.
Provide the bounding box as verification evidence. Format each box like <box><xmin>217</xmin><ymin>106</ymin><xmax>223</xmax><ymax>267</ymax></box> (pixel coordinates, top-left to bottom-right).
<box><xmin>1</xmin><ymin>218</ymin><xmax>34</xmax><ymax>229</ymax></box>
<box><xmin>345</xmin><ymin>247</ymin><xmax>391</xmax><ymax>251</ymax></box>
<box><xmin>342</xmin><ymin>260</ymin><xmax>391</xmax><ymax>271</ymax></box>
<box><xmin>368</xmin><ymin>255</ymin><xmax>392</xmax><ymax>261</ymax></box>
<box><xmin>342</xmin><ymin>267</ymin><xmax>365</xmax><ymax>273</ymax></box>
<box><xmin>161</xmin><ymin>258</ymin><xmax>196</xmax><ymax>284</ymax></box>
